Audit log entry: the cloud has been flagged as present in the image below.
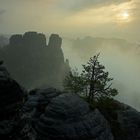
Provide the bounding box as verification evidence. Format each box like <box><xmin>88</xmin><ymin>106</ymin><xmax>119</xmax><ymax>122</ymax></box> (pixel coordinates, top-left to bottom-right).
<box><xmin>57</xmin><ymin>0</ymin><xmax>132</xmax><ymax>12</ymax></box>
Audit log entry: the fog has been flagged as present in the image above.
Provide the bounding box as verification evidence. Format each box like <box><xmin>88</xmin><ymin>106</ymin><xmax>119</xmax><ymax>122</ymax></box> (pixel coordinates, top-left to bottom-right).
<box><xmin>0</xmin><ymin>0</ymin><xmax>140</xmax><ymax>111</ymax></box>
<box><xmin>62</xmin><ymin>37</ymin><xmax>140</xmax><ymax>110</ymax></box>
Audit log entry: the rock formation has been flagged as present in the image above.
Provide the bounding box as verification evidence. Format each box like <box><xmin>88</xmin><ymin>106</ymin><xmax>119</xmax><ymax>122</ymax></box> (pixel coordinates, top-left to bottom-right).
<box><xmin>116</xmin><ymin>103</ymin><xmax>140</xmax><ymax>140</ymax></box>
<box><xmin>24</xmin><ymin>87</ymin><xmax>140</xmax><ymax>140</ymax></box>
<box><xmin>33</xmin><ymin>93</ymin><xmax>114</xmax><ymax>140</ymax></box>
<box><xmin>9</xmin><ymin>32</ymin><xmax>46</xmax><ymax>48</ymax></box>
<box><xmin>0</xmin><ymin>61</ymin><xmax>24</xmax><ymax>119</ymax></box>
<box><xmin>0</xmin><ymin>62</ymin><xmax>140</xmax><ymax>140</ymax></box>
<box><xmin>48</xmin><ymin>34</ymin><xmax>62</xmax><ymax>48</ymax></box>
<box><xmin>23</xmin><ymin>87</ymin><xmax>61</xmax><ymax>121</ymax></box>
<box><xmin>9</xmin><ymin>34</ymin><xmax>23</xmax><ymax>46</ymax></box>
<box><xmin>22</xmin><ymin>32</ymin><xmax>46</xmax><ymax>48</ymax></box>
<box><xmin>0</xmin><ymin>62</ymin><xmax>29</xmax><ymax>140</ymax></box>
<box><xmin>0</xmin><ymin>32</ymin><xmax>70</xmax><ymax>89</ymax></box>
<box><xmin>0</xmin><ymin>35</ymin><xmax>9</xmax><ymax>47</ymax></box>
<box><xmin>97</xmin><ymin>100</ymin><xmax>140</xmax><ymax>140</ymax></box>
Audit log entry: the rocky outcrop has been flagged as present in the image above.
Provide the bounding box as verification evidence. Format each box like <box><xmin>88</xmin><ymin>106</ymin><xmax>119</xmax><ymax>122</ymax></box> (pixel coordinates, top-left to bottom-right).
<box><xmin>0</xmin><ymin>62</ymin><xmax>24</xmax><ymax>120</ymax></box>
<box><xmin>0</xmin><ymin>62</ymin><xmax>29</xmax><ymax>140</ymax></box>
<box><xmin>23</xmin><ymin>87</ymin><xmax>61</xmax><ymax>120</ymax></box>
<box><xmin>0</xmin><ymin>35</ymin><xmax>9</xmax><ymax>47</ymax></box>
<box><xmin>0</xmin><ymin>32</ymin><xmax>70</xmax><ymax>89</ymax></box>
<box><xmin>117</xmin><ymin>104</ymin><xmax>140</xmax><ymax>140</ymax></box>
<box><xmin>34</xmin><ymin>93</ymin><xmax>114</xmax><ymax>140</ymax></box>
<box><xmin>22</xmin><ymin>32</ymin><xmax>46</xmax><ymax>48</ymax></box>
<box><xmin>9</xmin><ymin>34</ymin><xmax>23</xmax><ymax>46</ymax></box>
<box><xmin>48</xmin><ymin>34</ymin><xmax>62</xmax><ymax>48</ymax></box>
<box><xmin>97</xmin><ymin>100</ymin><xmax>140</xmax><ymax>140</ymax></box>
<box><xmin>0</xmin><ymin>63</ymin><xmax>139</xmax><ymax>140</ymax></box>
<box><xmin>20</xmin><ymin>86</ymin><xmax>140</xmax><ymax>140</ymax></box>
<box><xmin>9</xmin><ymin>32</ymin><xmax>46</xmax><ymax>48</ymax></box>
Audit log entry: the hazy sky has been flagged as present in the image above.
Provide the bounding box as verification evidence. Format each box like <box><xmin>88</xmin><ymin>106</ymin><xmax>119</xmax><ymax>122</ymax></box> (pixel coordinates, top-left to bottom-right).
<box><xmin>0</xmin><ymin>0</ymin><xmax>140</xmax><ymax>110</ymax></box>
<box><xmin>0</xmin><ymin>0</ymin><xmax>140</xmax><ymax>41</ymax></box>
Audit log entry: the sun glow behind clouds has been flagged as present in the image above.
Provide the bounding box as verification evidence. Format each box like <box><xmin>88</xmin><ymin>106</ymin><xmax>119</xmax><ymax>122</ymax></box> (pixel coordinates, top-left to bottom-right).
<box><xmin>113</xmin><ymin>1</ymin><xmax>135</xmax><ymax>24</ymax></box>
<box><xmin>122</xmin><ymin>11</ymin><xmax>129</xmax><ymax>19</ymax></box>
<box><xmin>63</xmin><ymin>1</ymin><xmax>135</xmax><ymax>27</ymax></box>
<box><xmin>116</xmin><ymin>11</ymin><xmax>131</xmax><ymax>23</ymax></box>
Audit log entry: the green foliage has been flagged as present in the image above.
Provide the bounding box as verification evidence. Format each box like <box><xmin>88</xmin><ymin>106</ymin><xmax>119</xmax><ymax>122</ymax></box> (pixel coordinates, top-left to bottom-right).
<box><xmin>64</xmin><ymin>69</ymin><xmax>86</xmax><ymax>93</ymax></box>
<box><xmin>64</xmin><ymin>53</ymin><xmax>118</xmax><ymax>102</ymax></box>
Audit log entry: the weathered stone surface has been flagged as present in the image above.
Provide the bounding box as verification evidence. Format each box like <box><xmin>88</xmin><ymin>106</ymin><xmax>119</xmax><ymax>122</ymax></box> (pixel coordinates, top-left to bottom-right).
<box><xmin>117</xmin><ymin>104</ymin><xmax>140</xmax><ymax>140</ymax></box>
<box><xmin>98</xmin><ymin>100</ymin><xmax>140</xmax><ymax>140</ymax></box>
<box><xmin>23</xmin><ymin>87</ymin><xmax>60</xmax><ymax>119</ymax></box>
<box><xmin>35</xmin><ymin>93</ymin><xmax>114</xmax><ymax>140</ymax></box>
<box><xmin>22</xmin><ymin>87</ymin><xmax>62</xmax><ymax>140</ymax></box>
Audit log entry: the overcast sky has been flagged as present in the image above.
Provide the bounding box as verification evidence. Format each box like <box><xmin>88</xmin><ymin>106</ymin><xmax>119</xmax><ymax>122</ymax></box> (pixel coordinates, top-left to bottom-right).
<box><xmin>0</xmin><ymin>0</ymin><xmax>139</xmax><ymax>41</ymax></box>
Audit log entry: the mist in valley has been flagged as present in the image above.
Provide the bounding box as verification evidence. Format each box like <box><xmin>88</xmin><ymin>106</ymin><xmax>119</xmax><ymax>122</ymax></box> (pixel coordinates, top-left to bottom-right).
<box><xmin>62</xmin><ymin>37</ymin><xmax>140</xmax><ymax>110</ymax></box>
<box><xmin>0</xmin><ymin>33</ymin><xmax>140</xmax><ymax>110</ymax></box>
<box><xmin>1</xmin><ymin>0</ymin><xmax>140</xmax><ymax>139</ymax></box>
<box><xmin>1</xmin><ymin>0</ymin><xmax>140</xmax><ymax>110</ymax></box>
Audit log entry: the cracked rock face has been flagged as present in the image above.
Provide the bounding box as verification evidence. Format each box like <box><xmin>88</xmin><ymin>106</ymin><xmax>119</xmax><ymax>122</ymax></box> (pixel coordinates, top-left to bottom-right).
<box><xmin>35</xmin><ymin>94</ymin><xmax>114</xmax><ymax>140</ymax></box>
<box><xmin>23</xmin><ymin>87</ymin><xmax>61</xmax><ymax>119</ymax></box>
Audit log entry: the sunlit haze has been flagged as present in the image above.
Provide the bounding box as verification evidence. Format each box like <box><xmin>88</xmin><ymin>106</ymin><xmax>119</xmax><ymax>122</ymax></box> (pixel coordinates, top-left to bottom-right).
<box><xmin>0</xmin><ymin>0</ymin><xmax>140</xmax><ymax>110</ymax></box>
<box><xmin>0</xmin><ymin>0</ymin><xmax>139</xmax><ymax>41</ymax></box>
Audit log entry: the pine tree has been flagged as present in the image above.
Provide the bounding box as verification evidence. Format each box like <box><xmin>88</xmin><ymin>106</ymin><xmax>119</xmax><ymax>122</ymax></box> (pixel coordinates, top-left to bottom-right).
<box><xmin>64</xmin><ymin>54</ymin><xmax>118</xmax><ymax>102</ymax></box>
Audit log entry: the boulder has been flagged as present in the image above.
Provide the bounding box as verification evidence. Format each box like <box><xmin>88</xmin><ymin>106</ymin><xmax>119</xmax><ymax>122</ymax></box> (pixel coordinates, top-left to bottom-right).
<box><xmin>35</xmin><ymin>93</ymin><xmax>114</xmax><ymax>140</ymax></box>
<box><xmin>23</xmin><ymin>87</ymin><xmax>61</xmax><ymax>120</ymax></box>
